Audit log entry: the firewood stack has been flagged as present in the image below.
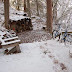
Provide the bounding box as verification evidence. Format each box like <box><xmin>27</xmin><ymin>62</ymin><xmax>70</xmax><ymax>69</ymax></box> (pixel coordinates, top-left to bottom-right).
<box><xmin>9</xmin><ymin>17</ymin><xmax>33</xmax><ymax>33</ymax></box>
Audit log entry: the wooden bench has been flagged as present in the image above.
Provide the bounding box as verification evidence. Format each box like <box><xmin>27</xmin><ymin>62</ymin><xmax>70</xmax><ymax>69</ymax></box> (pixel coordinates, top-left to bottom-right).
<box><xmin>0</xmin><ymin>30</ymin><xmax>21</xmax><ymax>54</ymax></box>
<box><xmin>1</xmin><ymin>36</ymin><xmax>21</xmax><ymax>49</ymax></box>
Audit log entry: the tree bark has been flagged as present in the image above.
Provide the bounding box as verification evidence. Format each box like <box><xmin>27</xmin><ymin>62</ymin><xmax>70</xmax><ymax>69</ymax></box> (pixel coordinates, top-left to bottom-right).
<box><xmin>36</xmin><ymin>0</ymin><xmax>39</xmax><ymax>16</ymax></box>
<box><xmin>53</xmin><ymin>0</ymin><xmax>57</xmax><ymax>24</ymax></box>
<box><xmin>46</xmin><ymin>0</ymin><xmax>53</xmax><ymax>33</ymax></box>
<box><xmin>4</xmin><ymin>0</ymin><xmax>9</xmax><ymax>29</ymax></box>
<box><xmin>17</xmin><ymin>0</ymin><xmax>20</xmax><ymax>10</ymax></box>
<box><xmin>27</xmin><ymin>0</ymin><xmax>31</xmax><ymax>17</ymax></box>
<box><xmin>24</xmin><ymin>0</ymin><xmax>26</xmax><ymax>12</ymax></box>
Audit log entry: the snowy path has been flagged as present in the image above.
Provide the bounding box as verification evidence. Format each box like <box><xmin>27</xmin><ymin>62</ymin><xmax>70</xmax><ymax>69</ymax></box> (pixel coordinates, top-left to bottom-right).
<box><xmin>18</xmin><ymin>30</ymin><xmax>51</xmax><ymax>43</ymax></box>
<box><xmin>0</xmin><ymin>40</ymin><xmax>72</xmax><ymax>72</ymax></box>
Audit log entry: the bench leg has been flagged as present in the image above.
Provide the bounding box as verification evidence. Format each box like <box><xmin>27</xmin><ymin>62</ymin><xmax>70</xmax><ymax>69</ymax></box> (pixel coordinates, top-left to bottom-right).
<box><xmin>16</xmin><ymin>44</ymin><xmax>21</xmax><ymax>53</ymax></box>
<box><xmin>5</xmin><ymin>44</ymin><xmax>21</xmax><ymax>55</ymax></box>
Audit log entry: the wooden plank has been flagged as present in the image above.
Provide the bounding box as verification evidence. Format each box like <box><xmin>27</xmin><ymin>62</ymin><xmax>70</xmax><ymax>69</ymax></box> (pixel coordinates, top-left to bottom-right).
<box><xmin>2</xmin><ymin>42</ymin><xmax>20</xmax><ymax>49</ymax></box>
<box><xmin>3</xmin><ymin>36</ymin><xmax>18</xmax><ymax>41</ymax></box>
<box><xmin>2</xmin><ymin>40</ymin><xmax>20</xmax><ymax>46</ymax></box>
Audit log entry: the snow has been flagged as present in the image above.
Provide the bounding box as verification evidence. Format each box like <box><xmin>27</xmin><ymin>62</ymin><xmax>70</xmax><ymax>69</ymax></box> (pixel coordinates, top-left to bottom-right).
<box><xmin>0</xmin><ymin>31</ymin><xmax>6</xmax><ymax>36</ymax></box>
<box><xmin>0</xmin><ymin>39</ymin><xmax>72</xmax><ymax>72</ymax></box>
<box><xmin>0</xmin><ymin>1</ymin><xmax>72</xmax><ymax>72</ymax></box>
<box><xmin>0</xmin><ymin>2</ymin><xmax>30</xmax><ymax>24</ymax></box>
<box><xmin>3</xmin><ymin>36</ymin><xmax>18</xmax><ymax>41</ymax></box>
<box><xmin>70</xmin><ymin>48</ymin><xmax>72</xmax><ymax>53</ymax></box>
<box><xmin>10</xmin><ymin>15</ymin><xmax>30</xmax><ymax>21</ymax></box>
<box><xmin>2</xmin><ymin>40</ymin><xmax>20</xmax><ymax>45</ymax></box>
<box><xmin>32</xmin><ymin>16</ymin><xmax>46</xmax><ymax>30</ymax></box>
<box><xmin>0</xmin><ymin>37</ymin><xmax>5</xmax><ymax>44</ymax></box>
<box><xmin>0</xmin><ymin>28</ymin><xmax>19</xmax><ymax>46</ymax></box>
<box><xmin>0</xmin><ymin>2</ymin><xmax>46</xmax><ymax>30</ymax></box>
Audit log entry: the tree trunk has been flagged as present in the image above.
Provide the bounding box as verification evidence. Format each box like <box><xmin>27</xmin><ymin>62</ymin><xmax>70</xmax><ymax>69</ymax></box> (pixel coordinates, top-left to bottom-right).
<box><xmin>17</xmin><ymin>0</ymin><xmax>20</xmax><ymax>10</ymax></box>
<box><xmin>4</xmin><ymin>0</ymin><xmax>9</xmax><ymax>29</ymax></box>
<box><xmin>36</xmin><ymin>0</ymin><xmax>39</xmax><ymax>16</ymax></box>
<box><xmin>46</xmin><ymin>0</ymin><xmax>52</xmax><ymax>33</ymax></box>
<box><xmin>27</xmin><ymin>0</ymin><xmax>31</xmax><ymax>17</ymax></box>
<box><xmin>53</xmin><ymin>0</ymin><xmax>57</xmax><ymax>24</ymax></box>
<box><xmin>24</xmin><ymin>0</ymin><xmax>26</xmax><ymax>12</ymax></box>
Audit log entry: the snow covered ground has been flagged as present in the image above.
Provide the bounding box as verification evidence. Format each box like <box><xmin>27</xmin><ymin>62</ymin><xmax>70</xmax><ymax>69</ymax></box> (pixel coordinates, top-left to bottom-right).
<box><xmin>0</xmin><ymin>39</ymin><xmax>72</xmax><ymax>72</ymax></box>
<box><xmin>18</xmin><ymin>30</ymin><xmax>51</xmax><ymax>43</ymax></box>
<box><xmin>0</xmin><ymin>1</ymin><xmax>72</xmax><ymax>72</ymax></box>
<box><xmin>32</xmin><ymin>16</ymin><xmax>46</xmax><ymax>30</ymax></box>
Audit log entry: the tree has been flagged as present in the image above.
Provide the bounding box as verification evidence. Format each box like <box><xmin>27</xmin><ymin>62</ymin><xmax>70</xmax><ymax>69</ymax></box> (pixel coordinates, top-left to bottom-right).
<box><xmin>46</xmin><ymin>0</ymin><xmax>52</xmax><ymax>33</ymax></box>
<box><xmin>16</xmin><ymin>0</ymin><xmax>21</xmax><ymax>10</ymax></box>
<box><xmin>36</xmin><ymin>0</ymin><xmax>39</xmax><ymax>16</ymax></box>
<box><xmin>24</xmin><ymin>0</ymin><xmax>27</xmax><ymax>12</ymax></box>
<box><xmin>4</xmin><ymin>0</ymin><xmax>9</xmax><ymax>29</ymax></box>
<box><xmin>53</xmin><ymin>0</ymin><xmax>57</xmax><ymax>24</ymax></box>
<box><xmin>27</xmin><ymin>0</ymin><xmax>31</xmax><ymax>17</ymax></box>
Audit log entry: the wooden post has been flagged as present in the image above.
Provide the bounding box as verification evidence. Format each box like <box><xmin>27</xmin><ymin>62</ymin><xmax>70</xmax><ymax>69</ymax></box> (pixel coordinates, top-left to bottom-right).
<box><xmin>4</xmin><ymin>0</ymin><xmax>9</xmax><ymax>29</ymax></box>
<box><xmin>46</xmin><ymin>0</ymin><xmax>52</xmax><ymax>33</ymax></box>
